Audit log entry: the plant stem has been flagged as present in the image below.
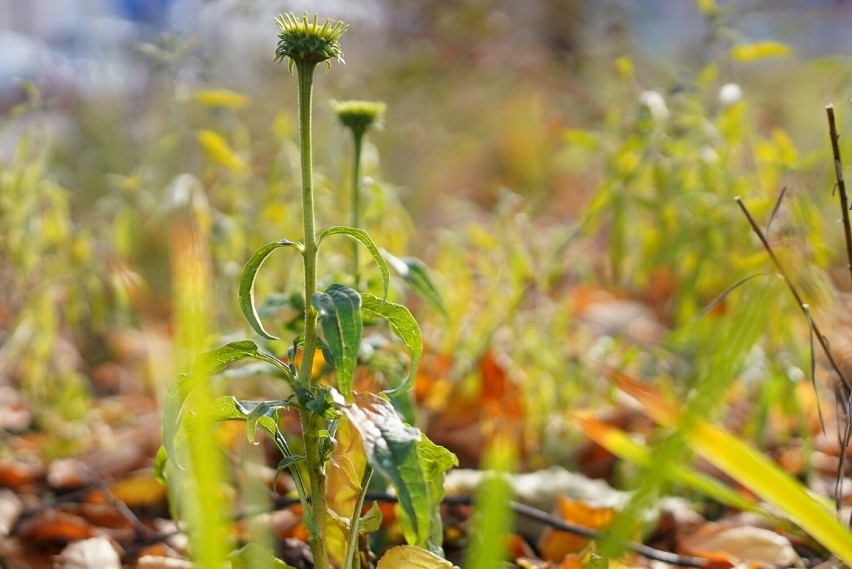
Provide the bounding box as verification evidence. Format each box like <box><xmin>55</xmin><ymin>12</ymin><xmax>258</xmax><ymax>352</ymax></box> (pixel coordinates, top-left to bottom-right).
<box><xmin>735</xmin><ymin>196</ymin><xmax>851</xmax><ymax>394</ymax></box>
<box><xmin>294</xmin><ymin>59</ymin><xmax>329</xmax><ymax>569</ymax></box>
<box><xmin>351</xmin><ymin>130</ymin><xmax>364</xmax><ymax>284</ymax></box>
<box><xmin>825</xmin><ymin>104</ymin><xmax>852</xmax><ymax>287</ymax></box>
<box><xmin>296</xmin><ymin>61</ymin><xmax>320</xmax><ymax>388</ymax></box>
<box><xmin>343</xmin><ymin>465</ymin><xmax>373</xmax><ymax>569</ymax></box>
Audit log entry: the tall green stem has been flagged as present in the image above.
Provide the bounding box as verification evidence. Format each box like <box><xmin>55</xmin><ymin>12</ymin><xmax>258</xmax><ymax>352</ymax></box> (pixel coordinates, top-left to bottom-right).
<box><xmin>294</xmin><ymin>59</ymin><xmax>329</xmax><ymax>569</ymax></box>
<box><xmin>296</xmin><ymin>61</ymin><xmax>320</xmax><ymax>387</ymax></box>
<box><xmin>350</xmin><ymin>130</ymin><xmax>364</xmax><ymax>283</ymax></box>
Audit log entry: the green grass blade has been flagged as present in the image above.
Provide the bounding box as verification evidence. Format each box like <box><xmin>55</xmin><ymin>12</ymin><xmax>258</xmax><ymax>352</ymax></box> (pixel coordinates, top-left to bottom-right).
<box><xmin>614</xmin><ymin>373</ymin><xmax>852</xmax><ymax>565</ymax></box>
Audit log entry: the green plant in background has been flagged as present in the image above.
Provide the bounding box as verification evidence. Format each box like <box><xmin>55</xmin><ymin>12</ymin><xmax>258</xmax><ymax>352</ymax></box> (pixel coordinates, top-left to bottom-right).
<box><xmin>332</xmin><ymin>99</ymin><xmax>386</xmax><ymax>283</ymax></box>
<box><xmin>158</xmin><ymin>13</ymin><xmax>456</xmax><ymax>569</ymax></box>
<box><xmin>0</xmin><ymin>96</ymin><xmax>107</xmax><ymax>455</ymax></box>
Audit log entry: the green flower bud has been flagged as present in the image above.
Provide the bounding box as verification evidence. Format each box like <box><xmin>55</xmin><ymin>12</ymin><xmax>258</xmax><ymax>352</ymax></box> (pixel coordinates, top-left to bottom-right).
<box><xmin>274</xmin><ymin>12</ymin><xmax>348</xmax><ymax>72</ymax></box>
<box><xmin>331</xmin><ymin>100</ymin><xmax>386</xmax><ymax>136</ymax></box>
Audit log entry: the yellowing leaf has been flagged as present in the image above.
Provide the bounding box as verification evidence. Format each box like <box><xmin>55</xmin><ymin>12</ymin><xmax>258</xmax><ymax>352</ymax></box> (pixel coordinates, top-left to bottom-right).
<box><xmin>730</xmin><ymin>41</ymin><xmax>792</xmax><ymax>61</ymax></box>
<box><xmin>191</xmin><ymin>89</ymin><xmax>249</xmax><ymax>109</ymax></box>
<box><xmin>610</xmin><ymin>371</ymin><xmax>852</xmax><ymax>566</ymax></box>
<box><xmin>377</xmin><ymin>546</ymin><xmax>457</xmax><ymax>569</ymax></box>
<box><xmin>196</xmin><ymin>129</ymin><xmax>248</xmax><ymax>174</ymax></box>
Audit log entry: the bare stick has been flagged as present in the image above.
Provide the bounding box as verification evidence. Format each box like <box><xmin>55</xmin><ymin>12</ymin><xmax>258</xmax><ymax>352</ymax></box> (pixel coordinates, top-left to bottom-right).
<box><xmin>735</xmin><ymin>197</ymin><xmax>851</xmax><ymax>394</ymax></box>
<box><xmin>826</xmin><ymin>105</ymin><xmax>852</xmax><ymax>286</ymax></box>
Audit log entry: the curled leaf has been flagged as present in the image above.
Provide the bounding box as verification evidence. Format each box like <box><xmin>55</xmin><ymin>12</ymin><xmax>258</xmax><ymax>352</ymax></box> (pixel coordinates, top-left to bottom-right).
<box><xmin>239</xmin><ymin>240</ymin><xmax>303</xmax><ymax>340</ymax></box>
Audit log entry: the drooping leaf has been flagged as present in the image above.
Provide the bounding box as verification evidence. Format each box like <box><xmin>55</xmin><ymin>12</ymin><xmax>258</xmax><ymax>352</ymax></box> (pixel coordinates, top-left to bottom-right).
<box><xmin>611</xmin><ymin>371</ymin><xmax>852</xmax><ymax>566</ymax></box>
<box><xmin>317</xmin><ymin>226</ymin><xmax>390</xmax><ymax>301</ymax></box>
<box><xmin>273</xmin><ymin>455</ymin><xmax>305</xmax><ymax>490</ymax></box>
<box><xmin>344</xmin><ymin>393</ymin><xmax>430</xmax><ymax>548</ymax></box>
<box><xmin>193</xmin><ymin>340</ymin><xmax>293</xmax><ymax>381</ymax></box>
<box><xmin>239</xmin><ymin>240</ymin><xmax>304</xmax><ymax>340</ymax></box>
<box><xmin>418</xmin><ymin>434</ymin><xmax>458</xmax><ymax>553</ymax></box>
<box><xmin>361</xmin><ymin>293</ymin><xmax>423</xmax><ymax>395</ymax></box>
<box><xmin>382</xmin><ymin>250</ymin><xmax>448</xmax><ymax>316</ymax></box>
<box><xmin>313</xmin><ymin>285</ymin><xmax>363</xmax><ymax>400</ymax></box>
<box><xmin>163</xmin><ymin>341</ymin><xmax>294</xmax><ymax>467</ymax></box>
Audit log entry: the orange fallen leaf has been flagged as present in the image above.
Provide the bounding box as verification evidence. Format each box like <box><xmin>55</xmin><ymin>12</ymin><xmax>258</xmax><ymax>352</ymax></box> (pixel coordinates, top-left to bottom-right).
<box><xmin>538</xmin><ymin>495</ymin><xmax>616</xmax><ymax>562</ymax></box>
<box><xmin>17</xmin><ymin>510</ymin><xmax>97</xmax><ymax>544</ymax></box>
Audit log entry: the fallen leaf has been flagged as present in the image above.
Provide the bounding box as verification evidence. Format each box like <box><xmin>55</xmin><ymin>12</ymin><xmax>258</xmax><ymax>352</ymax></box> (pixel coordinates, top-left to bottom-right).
<box><xmin>136</xmin><ymin>556</ymin><xmax>195</xmax><ymax>569</ymax></box>
<box><xmin>107</xmin><ymin>472</ymin><xmax>168</xmax><ymax>509</ymax></box>
<box><xmin>57</xmin><ymin>535</ymin><xmax>121</xmax><ymax>569</ymax></box>
<box><xmin>17</xmin><ymin>509</ymin><xmax>97</xmax><ymax>544</ymax></box>
<box><xmin>0</xmin><ymin>489</ymin><xmax>23</xmax><ymax>536</ymax></box>
<box><xmin>376</xmin><ymin>545</ymin><xmax>458</xmax><ymax>568</ymax></box>
<box><xmin>538</xmin><ymin>495</ymin><xmax>616</xmax><ymax>562</ymax></box>
<box><xmin>680</xmin><ymin>524</ymin><xmax>800</xmax><ymax>568</ymax></box>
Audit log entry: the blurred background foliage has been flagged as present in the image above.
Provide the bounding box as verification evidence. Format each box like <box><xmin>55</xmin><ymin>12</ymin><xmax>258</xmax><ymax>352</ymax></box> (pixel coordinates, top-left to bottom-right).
<box><xmin>3</xmin><ymin>0</ymin><xmax>852</xmax><ymax>470</ymax></box>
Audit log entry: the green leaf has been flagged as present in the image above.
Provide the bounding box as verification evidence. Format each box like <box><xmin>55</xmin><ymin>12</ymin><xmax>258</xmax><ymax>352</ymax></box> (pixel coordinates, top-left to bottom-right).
<box><xmin>361</xmin><ymin>293</ymin><xmax>423</xmax><ymax>395</ymax></box>
<box><xmin>382</xmin><ymin>250</ymin><xmax>448</xmax><ymax>316</ymax></box>
<box><xmin>317</xmin><ymin>226</ymin><xmax>390</xmax><ymax>301</ymax></box>
<box><xmin>344</xmin><ymin>392</ymin><xmax>430</xmax><ymax>548</ymax></box>
<box><xmin>239</xmin><ymin>240</ymin><xmax>303</xmax><ymax>340</ymax></box>
<box><xmin>313</xmin><ymin>284</ymin><xmax>363</xmax><ymax>400</ymax></box>
<box><xmin>228</xmin><ymin>542</ymin><xmax>296</xmax><ymax>569</ymax></box>
<box><xmin>246</xmin><ymin>400</ymin><xmax>292</xmax><ymax>444</ymax></box>
<box><xmin>418</xmin><ymin>434</ymin><xmax>458</xmax><ymax>554</ymax></box>
<box><xmin>194</xmin><ymin>340</ymin><xmax>294</xmax><ymax>381</ymax></box>
<box><xmin>273</xmin><ymin>456</ymin><xmax>305</xmax><ymax>490</ymax></box>
<box><xmin>359</xmin><ymin>501</ymin><xmax>384</xmax><ymax>534</ymax></box>
<box><xmin>162</xmin><ymin>341</ymin><xmax>293</xmax><ymax>468</ymax></box>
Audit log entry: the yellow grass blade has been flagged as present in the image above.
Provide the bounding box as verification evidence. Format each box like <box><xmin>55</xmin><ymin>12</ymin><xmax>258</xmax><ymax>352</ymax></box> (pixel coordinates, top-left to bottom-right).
<box><xmin>611</xmin><ymin>372</ymin><xmax>852</xmax><ymax>565</ymax></box>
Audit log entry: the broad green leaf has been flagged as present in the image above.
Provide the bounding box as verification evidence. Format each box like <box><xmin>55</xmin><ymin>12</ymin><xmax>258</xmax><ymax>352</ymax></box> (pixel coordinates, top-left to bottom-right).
<box><xmin>313</xmin><ymin>285</ymin><xmax>363</xmax><ymax>400</ymax></box>
<box><xmin>612</xmin><ymin>372</ymin><xmax>852</xmax><ymax>565</ymax></box>
<box><xmin>228</xmin><ymin>542</ymin><xmax>296</xmax><ymax>569</ymax></box>
<box><xmin>382</xmin><ymin>250</ymin><xmax>448</xmax><ymax>316</ymax></box>
<box><xmin>361</xmin><ymin>293</ymin><xmax>423</xmax><ymax>395</ymax></box>
<box><xmin>344</xmin><ymin>392</ymin><xmax>430</xmax><ymax>548</ymax></box>
<box><xmin>239</xmin><ymin>240</ymin><xmax>303</xmax><ymax>340</ymax></box>
<box><xmin>377</xmin><ymin>546</ymin><xmax>455</xmax><ymax>569</ymax></box>
<box><xmin>317</xmin><ymin>226</ymin><xmax>389</xmax><ymax>301</ymax></box>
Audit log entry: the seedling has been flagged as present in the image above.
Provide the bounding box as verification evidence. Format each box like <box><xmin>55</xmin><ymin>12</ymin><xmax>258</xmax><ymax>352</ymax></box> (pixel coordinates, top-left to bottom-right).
<box><xmin>158</xmin><ymin>13</ymin><xmax>456</xmax><ymax>569</ymax></box>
